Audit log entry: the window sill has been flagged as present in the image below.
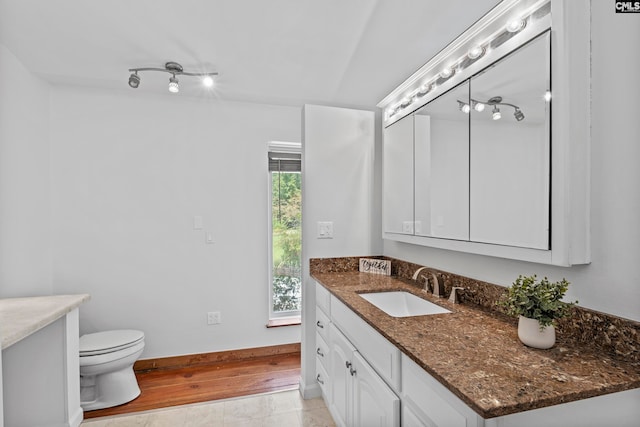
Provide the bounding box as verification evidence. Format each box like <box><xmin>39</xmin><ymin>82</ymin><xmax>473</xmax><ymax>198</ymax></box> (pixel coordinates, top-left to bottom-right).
<box><xmin>266</xmin><ymin>316</ymin><xmax>301</xmax><ymax>328</ymax></box>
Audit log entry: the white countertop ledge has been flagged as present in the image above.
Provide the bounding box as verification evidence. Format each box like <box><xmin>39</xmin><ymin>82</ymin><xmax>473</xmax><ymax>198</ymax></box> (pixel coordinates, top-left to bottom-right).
<box><xmin>0</xmin><ymin>294</ymin><xmax>90</xmax><ymax>349</ymax></box>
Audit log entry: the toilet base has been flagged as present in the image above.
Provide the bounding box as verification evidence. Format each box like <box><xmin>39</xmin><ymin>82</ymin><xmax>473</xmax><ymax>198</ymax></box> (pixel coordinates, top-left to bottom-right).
<box><xmin>81</xmin><ymin>365</ymin><xmax>141</xmax><ymax>411</ymax></box>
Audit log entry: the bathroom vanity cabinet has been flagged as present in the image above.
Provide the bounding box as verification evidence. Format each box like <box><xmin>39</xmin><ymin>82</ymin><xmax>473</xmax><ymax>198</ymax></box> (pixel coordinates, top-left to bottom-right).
<box><xmin>311</xmin><ymin>275</ymin><xmax>640</xmax><ymax>427</ymax></box>
<box><xmin>0</xmin><ymin>294</ymin><xmax>90</xmax><ymax>427</ymax></box>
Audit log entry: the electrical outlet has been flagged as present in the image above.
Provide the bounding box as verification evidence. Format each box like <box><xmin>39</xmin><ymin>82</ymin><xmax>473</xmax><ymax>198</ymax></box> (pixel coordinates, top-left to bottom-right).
<box><xmin>207</xmin><ymin>311</ymin><xmax>221</xmax><ymax>325</ymax></box>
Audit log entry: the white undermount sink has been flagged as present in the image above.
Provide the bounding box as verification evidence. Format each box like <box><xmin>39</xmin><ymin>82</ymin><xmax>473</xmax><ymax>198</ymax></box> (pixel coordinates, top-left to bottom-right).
<box><xmin>359</xmin><ymin>291</ymin><xmax>451</xmax><ymax>317</ymax></box>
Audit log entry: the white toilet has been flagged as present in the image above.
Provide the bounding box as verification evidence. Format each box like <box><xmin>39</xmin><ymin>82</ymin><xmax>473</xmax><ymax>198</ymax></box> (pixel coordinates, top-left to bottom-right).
<box><xmin>79</xmin><ymin>329</ymin><xmax>145</xmax><ymax>411</ymax></box>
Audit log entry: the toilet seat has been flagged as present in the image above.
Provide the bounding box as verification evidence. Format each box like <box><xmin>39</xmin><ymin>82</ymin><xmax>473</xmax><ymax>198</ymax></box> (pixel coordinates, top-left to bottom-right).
<box><xmin>80</xmin><ymin>329</ymin><xmax>145</xmax><ymax>357</ymax></box>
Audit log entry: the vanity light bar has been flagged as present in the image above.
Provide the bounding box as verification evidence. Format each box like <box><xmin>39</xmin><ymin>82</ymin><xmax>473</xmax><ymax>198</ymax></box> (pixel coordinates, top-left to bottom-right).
<box><xmin>380</xmin><ymin>0</ymin><xmax>550</xmax><ymax>125</ymax></box>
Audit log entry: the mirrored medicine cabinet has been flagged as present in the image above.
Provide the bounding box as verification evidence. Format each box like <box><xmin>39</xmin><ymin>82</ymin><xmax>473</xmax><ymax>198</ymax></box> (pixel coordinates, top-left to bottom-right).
<box><xmin>380</xmin><ymin>0</ymin><xmax>590</xmax><ymax>266</ymax></box>
<box><xmin>384</xmin><ymin>32</ymin><xmax>550</xmax><ymax>249</ymax></box>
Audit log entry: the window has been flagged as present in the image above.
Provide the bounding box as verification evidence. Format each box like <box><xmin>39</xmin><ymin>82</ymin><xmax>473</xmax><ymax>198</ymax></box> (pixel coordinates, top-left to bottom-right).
<box><xmin>268</xmin><ymin>142</ymin><xmax>302</xmax><ymax>321</ymax></box>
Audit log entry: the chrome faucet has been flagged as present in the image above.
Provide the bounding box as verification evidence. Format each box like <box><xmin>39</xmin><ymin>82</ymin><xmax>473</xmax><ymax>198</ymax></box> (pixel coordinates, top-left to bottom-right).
<box><xmin>412</xmin><ymin>267</ymin><xmax>429</xmax><ymax>291</ymax></box>
<box><xmin>412</xmin><ymin>267</ymin><xmax>443</xmax><ymax>297</ymax></box>
<box><xmin>430</xmin><ymin>273</ymin><xmax>444</xmax><ymax>298</ymax></box>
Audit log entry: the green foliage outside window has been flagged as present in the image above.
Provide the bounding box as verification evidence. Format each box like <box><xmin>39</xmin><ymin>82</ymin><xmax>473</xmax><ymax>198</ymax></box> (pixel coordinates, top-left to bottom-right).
<box><xmin>272</xmin><ymin>172</ymin><xmax>302</xmax><ymax>313</ymax></box>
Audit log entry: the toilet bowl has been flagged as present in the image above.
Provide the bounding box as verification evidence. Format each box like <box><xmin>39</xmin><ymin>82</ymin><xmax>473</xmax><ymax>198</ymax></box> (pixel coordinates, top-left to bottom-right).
<box><xmin>79</xmin><ymin>329</ymin><xmax>145</xmax><ymax>411</ymax></box>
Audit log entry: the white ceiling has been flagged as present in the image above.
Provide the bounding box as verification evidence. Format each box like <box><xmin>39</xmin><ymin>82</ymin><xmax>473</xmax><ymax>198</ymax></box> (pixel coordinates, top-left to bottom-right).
<box><xmin>0</xmin><ymin>0</ymin><xmax>501</xmax><ymax>108</ymax></box>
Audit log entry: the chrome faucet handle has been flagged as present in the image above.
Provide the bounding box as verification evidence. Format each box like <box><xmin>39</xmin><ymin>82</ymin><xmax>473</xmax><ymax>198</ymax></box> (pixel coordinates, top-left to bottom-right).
<box><xmin>430</xmin><ymin>273</ymin><xmax>444</xmax><ymax>297</ymax></box>
<box><xmin>449</xmin><ymin>287</ymin><xmax>464</xmax><ymax>304</ymax></box>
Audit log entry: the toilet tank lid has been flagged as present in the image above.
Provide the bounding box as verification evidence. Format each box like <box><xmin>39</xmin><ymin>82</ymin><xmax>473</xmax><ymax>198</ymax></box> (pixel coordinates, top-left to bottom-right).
<box><xmin>80</xmin><ymin>329</ymin><xmax>145</xmax><ymax>353</ymax></box>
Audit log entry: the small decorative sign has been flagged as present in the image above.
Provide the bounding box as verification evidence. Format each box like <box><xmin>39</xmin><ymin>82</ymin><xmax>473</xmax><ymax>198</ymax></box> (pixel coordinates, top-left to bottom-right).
<box><xmin>359</xmin><ymin>258</ymin><xmax>391</xmax><ymax>275</ymax></box>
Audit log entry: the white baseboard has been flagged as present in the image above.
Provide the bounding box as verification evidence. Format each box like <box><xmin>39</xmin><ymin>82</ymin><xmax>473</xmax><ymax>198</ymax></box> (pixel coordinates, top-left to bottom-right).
<box><xmin>298</xmin><ymin>378</ymin><xmax>322</xmax><ymax>399</ymax></box>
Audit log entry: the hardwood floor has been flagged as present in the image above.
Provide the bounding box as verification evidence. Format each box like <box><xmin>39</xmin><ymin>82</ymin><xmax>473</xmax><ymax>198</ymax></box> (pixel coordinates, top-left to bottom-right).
<box><xmin>84</xmin><ymin>351</ymin><xmax>301</xmax><ymax>419</ymax></box>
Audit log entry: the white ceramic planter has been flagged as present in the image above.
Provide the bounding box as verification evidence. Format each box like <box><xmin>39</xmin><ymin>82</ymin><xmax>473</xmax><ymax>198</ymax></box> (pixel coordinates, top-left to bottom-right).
<box><xmin>518</xmin><ymin>315</ymin><xmax>556</xmax><ymax>349</ymax></box>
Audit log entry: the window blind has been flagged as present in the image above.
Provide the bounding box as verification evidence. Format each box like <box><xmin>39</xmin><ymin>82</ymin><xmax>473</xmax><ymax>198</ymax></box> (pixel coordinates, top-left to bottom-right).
<box><xmin>268</xmin><ymin>151</ymin><xmax>301</xmax><ymax>172</ymax></box>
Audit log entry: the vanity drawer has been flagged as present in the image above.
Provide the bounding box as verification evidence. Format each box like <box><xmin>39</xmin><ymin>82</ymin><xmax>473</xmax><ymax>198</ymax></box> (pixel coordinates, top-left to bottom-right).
<box><xmin>315</xmin><ymin>332</ymin><xmax>329</xmax><ymax>369</ymax></box>
<box><xmin>315</xmin><ymin>305</ymin><xmax>330</xmax><ymax>342</ymax></box>
<box><xmin>315</xmin><ymin>281</ymin><xmax>331</xmax><ymax>315</ymax></box>
<box><xmin>315</xmin><ymin>355</ymin><xmax>330</xmax><ymax>397</ymax></box>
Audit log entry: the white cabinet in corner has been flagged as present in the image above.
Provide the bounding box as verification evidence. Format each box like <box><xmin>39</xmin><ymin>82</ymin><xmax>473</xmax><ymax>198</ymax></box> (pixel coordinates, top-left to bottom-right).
<box><xmin>329</xmin><ymin>323</ymin><xmax>400</xmax><ymax>427</ymax></box>
<box><xmin>402</xmin><ymin>354</ymin><xmax>483</xmax><ymax>427</ymax></box>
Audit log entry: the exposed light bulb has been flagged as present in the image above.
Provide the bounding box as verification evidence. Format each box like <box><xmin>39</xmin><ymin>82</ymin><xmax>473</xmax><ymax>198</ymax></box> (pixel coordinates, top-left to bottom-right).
<box><xmin>506</xmin><ymin>18</ymin><xmax>526</xmax><ymax>33</ymax></box>
<box><xmin>544</xmin><ymin>91</ymin><xmax>552</xmax><ymax>102</ymax></box>
<box><xmin>467</xmin><ymin>45</ymin><xmax>485</xmax><ymax>60</ymax></box>
<box><xmin>168</xmin><ymin>75</ymin><xmax>179</xmax><ymax>93</ymax></box>
<box><xmin>492</xmin><ymin>106</ymin><xmax>501</xmax><ymax>120</ymax></box>
<box><xmin>439</xmin><ymin>67</ymin><xmax>454</xmax><ymax>79</ymax></box>
<box><xmin>473</xmin><ymin>101</ymin><xmax>485</xmax><ymax>112</ymax></box>
<box><xmin>202</xmin><ymin>75</ymin><xmax>214</xmax><ymax>88</ymax></box>
<box><xmin>417</xmin><ymin>83</ymin><xmax>431</xmax><ymax>96</ymax></box>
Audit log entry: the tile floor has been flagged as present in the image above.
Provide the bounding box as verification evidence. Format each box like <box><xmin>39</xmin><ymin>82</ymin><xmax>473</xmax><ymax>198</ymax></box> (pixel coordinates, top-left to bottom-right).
<box><xmin>81</xmin><ymin>390</ymin><xmax>335</xmax><ymax>427</ymax></box>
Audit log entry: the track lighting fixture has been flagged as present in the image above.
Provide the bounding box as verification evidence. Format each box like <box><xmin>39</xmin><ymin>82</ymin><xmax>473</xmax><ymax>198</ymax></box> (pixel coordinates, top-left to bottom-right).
<box><xmin>458</xmin><ymin>96</ymin><xmax>524</xmax><ymax>122</ymax></box>
<box><xmin>127</xmin><ymin>61</ymin><xmax>218</xmax><ymax>93</ymax></box>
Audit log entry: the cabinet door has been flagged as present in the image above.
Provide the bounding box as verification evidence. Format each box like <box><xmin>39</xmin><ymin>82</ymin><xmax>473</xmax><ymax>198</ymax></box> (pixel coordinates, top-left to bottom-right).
<box><xmin>383</xmin><ymin>114</ymin><xmax>414</xmax><ymax>234</ymax></box>
<box><xmin>329</xmin><ymin>323</ymin><xmax>356</xmax><ymax>427</ymax></box>
<box><xmin>402</xmin><ymin>402</ymin><xmax>430</xmax><ymax>427</ymax></box>
<box><xmin>414</xmin><ymin>81</ymin><xmax>469</xmax><ymax>240</ymax></box>
<box><xmin>352</xmin><ymin>351</ymin><xmax>400</xmax><ymax>427</ymax></box>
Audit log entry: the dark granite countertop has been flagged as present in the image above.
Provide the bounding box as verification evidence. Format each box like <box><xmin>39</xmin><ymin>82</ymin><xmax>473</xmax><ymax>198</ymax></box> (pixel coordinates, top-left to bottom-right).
<box><xmin>311</xmin><ymin>269</ymin><xmax>640</xmax><ymax>419</ymax></box>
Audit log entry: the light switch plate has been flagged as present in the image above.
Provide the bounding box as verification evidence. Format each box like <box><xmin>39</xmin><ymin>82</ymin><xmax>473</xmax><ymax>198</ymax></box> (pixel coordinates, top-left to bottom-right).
<box><xmin>317</xmin><ymin>221</ymin><xmax>334</xmax><ymax>239</ymax></box>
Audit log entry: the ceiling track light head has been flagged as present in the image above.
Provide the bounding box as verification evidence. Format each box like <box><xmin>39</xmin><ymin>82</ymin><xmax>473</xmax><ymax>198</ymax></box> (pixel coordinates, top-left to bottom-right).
<box><xmin>472</xmin><ymin>100</ymin><xmax>485</xmax><ymax>112</ymax></box>
<box><xmin>514</xmin><ymin>108</ymin><xmax>525</xmax><ymax>121</ymax></box>
<box><xmin>128</xmin><ymin>72</ymin><xmax>140</xmax><ymax>89</ymax></box>
<box><xmin>168</xmin><ymin>74</ymin><xmax>180</xmax><ymax>93</ymax></box>
<box><xmin>492</xmin><ymin>105</ymin><xmax>501</xmax><ymax>120</ymax></box>
<box><xmin>457</xmin><ymin>100</ymin><xmax>470</xmax><ymax>113</ymax></box>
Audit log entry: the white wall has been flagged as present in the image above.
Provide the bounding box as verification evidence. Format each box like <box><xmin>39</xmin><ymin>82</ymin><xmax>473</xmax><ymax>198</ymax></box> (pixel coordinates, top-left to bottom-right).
<box><xmin>300</xmin><ymin>105</ymin><xmax>377</xmax><ymax>396</ymax></box>
<box><xmin>0</xmin><ymin>43</ymin><xmax>52</xmax><ymax>297</ymax></box>
<box><xmin>49</xmin><ymin>86</ymin><xmax>302</xmax><ymax>358</ymax></box>
<box><xmin>384</xmin><ymin>2</ymin><xmax>640</xmax><ymax>322</ymax></box>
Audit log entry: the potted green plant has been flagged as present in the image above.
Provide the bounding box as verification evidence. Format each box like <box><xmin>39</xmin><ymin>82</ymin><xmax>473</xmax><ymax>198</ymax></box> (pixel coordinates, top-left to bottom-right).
<box><xmin>498</xmin><ymin>275</ymin><xmax>578</xmax><ymax>349</ymax></box>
